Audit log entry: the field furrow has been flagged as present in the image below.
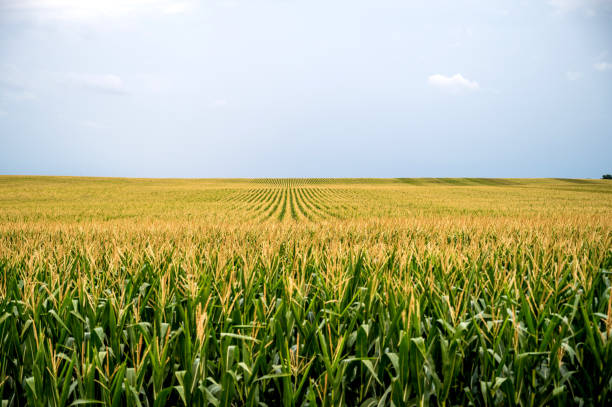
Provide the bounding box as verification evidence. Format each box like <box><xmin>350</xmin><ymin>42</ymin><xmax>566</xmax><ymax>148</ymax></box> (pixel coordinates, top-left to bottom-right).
<box><xmin>259</xmin><ymin>188</ymin><xmax>282</xmax><ymax>220</ymax></box>
<box><xmin>229</xmin><ymin>183</ymin><xmax>349</xmax><ymax>222</ymax></box>
<box><xmin>252</xmin><ymin>188</ymin><xmax>275</xmax><ymax>212</ymax></box>
<box><xmin>306</xmin><ymin>187</ymin><xmax>341</xmax><ymax>218</ymax></box>
<box><xmin>294</xmin><ymin>188</ymin><xmax>318</xmax><ymax>220</ymax></box>
<box><xmin>277</xmin><ymin>188</ymin><xmax>288</xmax><ymax>220</ymax></box>
<box><xmin>289</xmin><ymin>188</ymin><xmax>299</xmax><ymax>220</ymax></box>
<box><xmin>297</xmin><ymin>187</ymin><xmax>329</xmax><ymax>220</ymax></box>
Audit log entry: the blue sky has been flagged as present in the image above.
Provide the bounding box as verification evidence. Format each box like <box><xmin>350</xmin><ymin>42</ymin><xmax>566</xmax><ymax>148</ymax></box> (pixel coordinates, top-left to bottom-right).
<box><xmin>1</xmin><ymin>0</ymin><xmax>611</xmax><ymax>178</ymax></box>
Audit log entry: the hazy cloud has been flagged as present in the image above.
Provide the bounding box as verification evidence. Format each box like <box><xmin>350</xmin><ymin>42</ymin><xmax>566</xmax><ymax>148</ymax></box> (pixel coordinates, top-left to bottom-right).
<box><xmin>161</xmin><ymin>2</ymin><xmax>193</xmax><ymax>14</ymax></box>
<box><xmin>548</xmin><ymin>0</ymin><xmax>612</xmax><ymax>14</ymax></box>
<box><xmin>79</xmin><ymin>120</ymin><xmax>103</xmax><ymax>128</ymax></box>
<box><xmin>0</xmin><ymin>68</ymin><xmax>37</xmax><ymax>101</ymax></box>
<box><xmin>0</xmin><ymin>82</ymin><xmax>36</xmax><ymax>101</ymax></box>
<box><xmin>549</xmin><ymin>0</ymin><xmax>585</xmax><ymax>13</ymax></box>
<box><xmin>428</xmin><ymin>73</ymin><xmax>480</xmax><ymax>92</ymax></box>
<box><xmin>594</xmin><ymin>61</ymin><xmax>612</xmax><ymax>71</ymax></box>
<box><xmin>64</xmin><ymin>73</ymin><xmax>127</xmax><ymax>94</ymax></box>
<box><xmin>566</xmin><ymin>71</ymin><xmax>582</xmax><ymax>80</ymax></box>
<box><xmin>0</xmin><ymin>0</ymin><xmax>195</xmax><ymax>21</ymax></box>
<box><xmin>0</xmin><ymin>77</ymin><xmax>25</xmax><ymax>91</ymax></box>
<box><xmin>1</xmin><ymin>89</ymin><xmax>36</xmax><ymax>101</ymax></box>
<box><xmin>131</xmin><ymin>74</ymin><xmax>172</xmax><ymax>94</ymax></box>
<box><xmin>210</xmin><ymin>99</ymin><xmax>229</xmax><ymax>108</ymax></box>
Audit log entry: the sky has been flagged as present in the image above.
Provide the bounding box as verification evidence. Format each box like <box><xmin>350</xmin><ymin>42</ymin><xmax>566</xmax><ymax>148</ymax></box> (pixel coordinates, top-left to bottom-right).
<box><xmin>0</xmin><ymin>0</ymin><xmax>611</xmax><ymax>178</ymax></box>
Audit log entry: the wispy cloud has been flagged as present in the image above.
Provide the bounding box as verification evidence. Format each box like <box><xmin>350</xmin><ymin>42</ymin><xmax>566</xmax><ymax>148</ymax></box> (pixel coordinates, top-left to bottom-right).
<box><xmin>210</xmin><ymin>99</ymin><xmax>229</xmax><ymax>108</ymax></box>
<box><xmin>549</xmin><ymin>0</ymin><xmax>585</xmax><ymax>13</ymax></box>
<box><xmin>428</xmin><ymin>73</ymin><xmax>479</xmax><ymax>92</ymax></box>
<box><xmin>0</xmin><ymin>80</ymin><xmax>37</xmax><ymax>101</ymax></box>
<box><xmin>548</xmin><ymin>0</ymin><xmax>612</xmax><ymax>14</ymax></box>
<box><xmin>0</xmin><ymin>66</ymin><xmax>37</xmax><ymax>101</ymax></box>
<box><xmin>594</xmin><ymin>61</ymin><xmax>612</xmax><ymax>71</ymax></box>
<box><xmin>0</xmin><ymin>109</ymin><xmax>7</xmax><ymax>117</ymax></box>
<box><xmin>566</xmin><ymin>71</ymin><xmax>582</xmax><ymax>80</ymax></box>
<box><xmin>1</xmin><ymin>89</ymin><xmax>36</xmax><ymax>101</ymax></box>
<box><xmin>79</xmin><ymin>120</ymin><xmax>103</xmax><ymax>128</ymax></box>
<box><xmin>160</xmin><ymin>2</ymin><xmax>193</xmax><ymax>14</ymax></box>
<box><xmin>220</xmin><ymin>0</ymin><xmax>240</xmax><ymax>8</ymax></box>
<box><xmin>63</xmin><ymin>73</ymin><xmax>127</xmax><ymax>94</ymax></box>
<box><xmin>0</xmin><ymin>0</ymin><xmax>195</xmax><ymax>21</ymax></box>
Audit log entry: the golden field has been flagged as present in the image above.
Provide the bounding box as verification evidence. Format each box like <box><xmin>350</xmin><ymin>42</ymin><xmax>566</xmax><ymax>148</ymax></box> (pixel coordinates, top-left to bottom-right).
<box><xmin>0</xmin><ymin>176</ymin><xmax>611</xmax><ymax>406</ymax></box>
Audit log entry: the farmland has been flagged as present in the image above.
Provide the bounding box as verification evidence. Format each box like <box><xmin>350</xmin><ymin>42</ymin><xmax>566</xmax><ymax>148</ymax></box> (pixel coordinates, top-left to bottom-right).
<box><xmin>0</xmin><ymin>176</ymin><xmax>611</xmax><ymax>406</ymax></box>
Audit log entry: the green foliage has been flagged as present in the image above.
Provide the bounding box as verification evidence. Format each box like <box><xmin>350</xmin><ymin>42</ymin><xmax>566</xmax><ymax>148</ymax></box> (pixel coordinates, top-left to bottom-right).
<box><xmin>1</xmin><ymin>248</ymin><xmax>611</xmax><ymax>405</ymax></box>
<box><xmin>0</xmin><ymin>177</ymin><xmax>611</xmax><ymax>406</ymax></box>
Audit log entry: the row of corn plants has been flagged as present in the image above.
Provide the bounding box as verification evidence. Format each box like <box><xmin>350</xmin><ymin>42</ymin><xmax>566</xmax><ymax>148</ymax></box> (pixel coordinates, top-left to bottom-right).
<box><xmin>1</xmin><ymin>241</ymin><xmax>611</xmax><ymax>406</ymax></box>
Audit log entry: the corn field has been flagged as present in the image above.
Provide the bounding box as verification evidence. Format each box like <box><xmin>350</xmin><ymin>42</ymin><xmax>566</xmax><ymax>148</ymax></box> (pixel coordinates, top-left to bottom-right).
<box><xmin>1</xmin><ymin>176</ymin><xmax>611</xmax><ymax>406</ymax></box>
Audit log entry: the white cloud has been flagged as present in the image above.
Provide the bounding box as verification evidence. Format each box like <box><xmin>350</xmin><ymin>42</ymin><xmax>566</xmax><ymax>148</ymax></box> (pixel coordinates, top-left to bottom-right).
<box><xmin>161</xmin><ymin>2</ymin><xmax>192</xmax><ymax>14</ymax></box>
<box><xmin>210</xmin><ymin>99</ymin><xmax>229</xmax><ymax>107</ymax></box>
<box><xmin>548</xmin><ymin>0</ymin><xmax>612</xmax><ymax>14</ymax></box>
<box><xmin>0</xmin><ymin>77</ymin><xmax>25</xmax><ymax>91</ymax></box>
<box><xmin>428</xmin><ymin>73</ymin><xmax>479</xmax><ymax>92</ymax></box>
<box><xmin>594</xmin><ymin>62</ymin><xmax>612</xmax><ymax>71</ymax></box>
<box><xmin>132</xmin><ymin>74</ymin><xmax>171</xmax><ymax>93</ymax></box>
<box><xmin>549</xmin><ymin>0</ymin><xmax>585</xmax><ymax>12</ymax></box>
<box><xmin>0</xmin><ymin>0</ymin><xmax>195</xmax><ymax>21</ymax></box>
<box><xmin>80</xmin><ymin>120</ymin><xmax>103</xmax><ymax>128</ymax></box>
<box><xmin>1</xmin><ymin>90</ymin><xmax>37</xmax><ymax>101</ymax></box>
<box><xmin>0</xmin><ymin>67</ymin><xmax>37</xmax><ymax>101</ymax></box>
<box><xmin>566</xmin><ymin>71</ymin><xmax>582</xmax><ymax>80</ymax></box>
<box><xmin>0</xmin><ymin>80</ymin><xmax>37</xmax><ymax>101</ymax></box>
<box><xmin>64</xmin><ymin>73</ymin><xmax>127</xmax><ymax>94</ymax></box>
<box><xmin>220</xmin><ymin>1</ymin><xmax>240</xmax><ymax>8</ymax></box>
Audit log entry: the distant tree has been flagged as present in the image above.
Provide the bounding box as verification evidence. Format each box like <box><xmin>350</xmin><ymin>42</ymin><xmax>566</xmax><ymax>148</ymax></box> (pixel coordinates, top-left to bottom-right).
<box><xmin>603</xmin><ymin>174</ymin><xmax>612</xmax><ymax>179</ymax></box>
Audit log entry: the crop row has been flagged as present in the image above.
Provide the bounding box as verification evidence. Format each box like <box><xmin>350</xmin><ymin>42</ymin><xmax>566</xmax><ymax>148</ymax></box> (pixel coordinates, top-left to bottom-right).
<box><xmin>227</xmin><ymin>187</ymin><xmax>356</xmax><ymax>221</ymax></box>
<box><xmin>1</xmin><ymin>245</ymin><xmax>611</xmax><ymax>406</ymax></box>
<box><xmin>251</xmin><ymin>179</ymin><xmax>337</xmax><ymax>186</ymax></box>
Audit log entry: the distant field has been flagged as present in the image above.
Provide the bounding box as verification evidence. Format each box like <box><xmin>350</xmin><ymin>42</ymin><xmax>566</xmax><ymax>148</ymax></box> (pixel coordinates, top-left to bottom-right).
<box><xmin>1</xmin><ymin>176</ymin><xmax>611</xmax><ymax>406</ymax></box>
